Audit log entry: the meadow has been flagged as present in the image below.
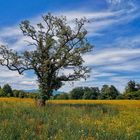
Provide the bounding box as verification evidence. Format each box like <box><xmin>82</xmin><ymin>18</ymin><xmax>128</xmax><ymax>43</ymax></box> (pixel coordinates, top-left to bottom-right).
<box><xmin>0</xmin><ymin>98</ymin><xmax>140</xmax><ymax>140</ymax></box>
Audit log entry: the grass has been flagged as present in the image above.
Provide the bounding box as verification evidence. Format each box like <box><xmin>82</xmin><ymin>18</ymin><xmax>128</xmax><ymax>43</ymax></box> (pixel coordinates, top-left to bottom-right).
<box><xmin>0</xmin><ymin>98</ymin><xmax>140</xmax><ymax>140</ymax></box>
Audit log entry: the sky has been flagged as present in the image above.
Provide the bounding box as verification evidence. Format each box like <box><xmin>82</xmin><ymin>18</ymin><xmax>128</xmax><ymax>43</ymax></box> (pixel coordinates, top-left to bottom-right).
<box><xmin>0</xmin><ymin>0</ymin><xmax>140</xmax><ymax>92</ymax></box>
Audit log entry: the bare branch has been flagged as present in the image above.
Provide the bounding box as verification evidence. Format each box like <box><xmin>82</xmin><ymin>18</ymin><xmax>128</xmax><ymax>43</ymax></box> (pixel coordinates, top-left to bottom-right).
<box><xmin>0</xmin><ymin>45</ymin><xmax>33</xmax><ymax>74</ymax></box>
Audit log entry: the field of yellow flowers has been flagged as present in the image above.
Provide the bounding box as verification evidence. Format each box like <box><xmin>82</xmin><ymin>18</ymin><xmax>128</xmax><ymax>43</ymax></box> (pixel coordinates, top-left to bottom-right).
<box><xmin>0</xmin><ymin>98</ymin><xmax>140</xmax><ymax>140</ymax></box>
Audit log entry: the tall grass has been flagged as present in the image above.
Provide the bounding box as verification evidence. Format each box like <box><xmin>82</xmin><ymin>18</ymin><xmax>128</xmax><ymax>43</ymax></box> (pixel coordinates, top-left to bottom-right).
<box><xmin>0</xmin><ymin>98</ymin><xmax>140</xmax><ymax>140</ymax></box>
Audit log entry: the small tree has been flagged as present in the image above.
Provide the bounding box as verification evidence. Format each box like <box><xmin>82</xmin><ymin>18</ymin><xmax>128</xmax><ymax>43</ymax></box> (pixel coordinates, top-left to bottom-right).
<box><xmin>3</xmin><ymin>84</ymin><xmax>13</xmax><ymax>97</ymax></box>
<box><xmin>100</xmin><ymin>85</ymin><xmax>109</xmax><ymax>99</ymax></box>
<box><xmin>0</xmin><ymin>13</ymin><xmax>92</xmax><ymax>106</ymax></box>
<box><xmin>100</xmin><ymin>85</ymin><xmax>119</xmax><ymax>99</ymax></box>
<box><xmin>109</xmin><ymin>85</ymin><xmax>120</xmax><ymax>99</ymax></box>
<box><xmin>82</xmin><ymin>87</ymin><xmax>100</xmax><ymax>99</ymax></box>
<box><xmin>13</xmin><ymin>90</ymin><xmax>20</xmax><ymax>97</ymax></box>
<box><xmin>70</xmin><ymin>87</ymin><xmax>85</xmax><ymax>99</ymax></box>
<box><xmin>125</xmin><ymin>80</ymin><xmax>137</xmax><ymax>93</ymax></box>
<box><xmin>18</xmin><ymin>91</ymin><xmax>25</xmax><ymax>98</ymax></box>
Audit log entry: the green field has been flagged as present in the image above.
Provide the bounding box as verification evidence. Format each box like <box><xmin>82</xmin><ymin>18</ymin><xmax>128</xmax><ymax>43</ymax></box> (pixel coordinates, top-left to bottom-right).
<box><xmin>0</xmin><ymin>98</ymin><xmax>140</xmax><ymax>140</ymax></box>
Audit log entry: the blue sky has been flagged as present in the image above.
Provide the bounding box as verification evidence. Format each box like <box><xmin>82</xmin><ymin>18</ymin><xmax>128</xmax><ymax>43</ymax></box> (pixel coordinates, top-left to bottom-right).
<box><xmin>0</xmin><ymin>0</ymin><xmax>140</xmax><ymax>92</ymax></box>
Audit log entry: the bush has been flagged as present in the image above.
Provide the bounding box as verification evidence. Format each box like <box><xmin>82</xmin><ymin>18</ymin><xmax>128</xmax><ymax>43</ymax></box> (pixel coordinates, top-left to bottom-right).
<box><xmin>18</xmin><ymin>91</ymin><xmax>25</xmax><ymax>98</ymax></box>
<box><xmin>13</xmin><ymin>90</ymin><xmax>20</xmax><ymax>97</ymax></box>
<box><xmin>55</xmin><ymin>93</ymin><xmax>69</xmax><ymax>100</ymax></box>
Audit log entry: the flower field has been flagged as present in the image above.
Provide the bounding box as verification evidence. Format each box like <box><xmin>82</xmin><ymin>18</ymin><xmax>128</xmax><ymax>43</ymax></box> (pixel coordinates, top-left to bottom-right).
<box><xmin>0</xmin><ymin>98</ymin><xmax>140</xmax><ymax>140</ymax></box>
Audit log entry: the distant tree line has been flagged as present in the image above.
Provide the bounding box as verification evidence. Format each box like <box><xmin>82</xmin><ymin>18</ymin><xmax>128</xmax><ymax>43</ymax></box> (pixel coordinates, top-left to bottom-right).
<box><xmin>53</xmin><ymin>80</ymin><xmax>140</xmax><ymax>100</ymax></box>
<box><xmin>0</xmin><ymin>84</ymin><xmax>38</xmax><ymax>98</ymax></box>
<box><xmin>0</xmin><ymin>80</ymin><xmax>140</xmax><ymax>100</ymax></box>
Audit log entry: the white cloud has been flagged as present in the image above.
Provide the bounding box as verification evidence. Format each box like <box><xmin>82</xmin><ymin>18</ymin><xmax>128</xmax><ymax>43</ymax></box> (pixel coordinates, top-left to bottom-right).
<box><xmin>0</xmin><ymin>66</ymin><xmax>37</xmax><ymax>90</ymax></box>
<box><xmin>83</xmin><ymin>48</ymin><xmax>140</xmax><ymax>66</ymax></box>
<box><xmin>0</xmin><ymin>0</ymin><xmax>137</xmax><ymax>43</ymax></box>
<box><xmin>0</xmin><ymin>26</ymin><xmax>22</xmax><ymax>38</ymax></box>
<box><xmin>107</xmin><ymin>0</ymin><xmax>122</xmax><ymax>4</ymax></box>
<box><xmin>113</xmin><ymin>35</ymin><xmax>140</xmax><ymax>49</ymax></box>
<box><xmin>20</xmin><ymin>81</ymin><xmax>37</xmax><ymax>86</ymax></box>
<box><xmin>1</xmin><ymin>79</ymin><xmax>37</xmax><ymax>90</ymax></box>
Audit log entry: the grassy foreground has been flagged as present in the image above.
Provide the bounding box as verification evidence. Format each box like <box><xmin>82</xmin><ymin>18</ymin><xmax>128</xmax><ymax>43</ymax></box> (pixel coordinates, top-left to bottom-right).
<box><xmin>0</xmin><ymin>98</ymin><xmax>140</xmax><ymax>140</ymax></box>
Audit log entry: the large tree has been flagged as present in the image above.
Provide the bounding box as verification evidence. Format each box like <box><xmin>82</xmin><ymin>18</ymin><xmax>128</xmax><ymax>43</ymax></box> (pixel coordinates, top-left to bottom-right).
<box><xmin>0</xmin><ymin>13</ymin><xmax>92</xmax><ymax>106</ymax></box>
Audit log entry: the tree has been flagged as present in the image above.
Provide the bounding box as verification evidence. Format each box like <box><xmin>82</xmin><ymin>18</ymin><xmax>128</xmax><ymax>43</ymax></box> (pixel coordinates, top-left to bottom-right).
<box><xmin>100</xmin><ymin>85</ymin><xmax>119</xmax><ymax>99</ymax></box>
<box><xmin>109</xmin><ymin>85</ymin><xmax>120</xmax><ymax>99</ymax></box>
<box><xmin>70</xmin><ymin>87</ymin><xmax>85</xmax><ymax>99</ymax></box>
<box><xmin>13</xmin><ymin>90</ymin><xmax>20</xmax><ymax>97</ymax></box>
<box><xmin>82</xmin><ymin>87</ymin><xmax>100</xmax><ymax>99</ymax></box>
<box><xmin>100</xmin><ymin>85</ymin><xmax>109</xmax><ymax>99</ymax></box>
<box><xmin>123</xmin><ymin>90</ymin><xmax>140</xmax><ymax>100</ymax></box>
<box><xmin>125</xmin><ymin>80</ymin><xmax>137</xmax><ymax>93</ymax></box>
<box><xmin>3</xmin><ymin>84</ymin><xmax>13</xmax><ymax>97</ymax></box>
<box><xmin>0</xmin><ymin>13</ymin><xmax>92</xmax><ymax>106</ymax></box>
<box><xmin>18</xmin><ymin>90</ymin><xmax>25</xmax><ymax>98</ymax></box>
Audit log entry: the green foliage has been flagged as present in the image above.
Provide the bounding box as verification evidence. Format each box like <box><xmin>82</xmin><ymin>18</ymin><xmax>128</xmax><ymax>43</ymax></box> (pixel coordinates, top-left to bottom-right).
<box><xmin>70</xmin><ymin>87</ymin><xmax>85</xmax><ymax>99</ymax></box>
<box><xmin>116</xmin><ymin>94</ymin><xmax>125</xmax><ymax>99</ymax></box>
<box><xmin>3</xmin><ymin>84</ymin><xmax>13</xmax><ymax>97</ymax></box>
<box><xmin>0</xmin><ymin>86</ymin><xmax>38</xmax><ymax>99</ymax></box>
<box><xmin>123</xmin><ymin>90</ymin><xmax>140</xmax><ymax>99</ymax></box>
<box><xmin>0</xmin><ymin>89</ymin><xmax>6</xmax><ymax>97</ymax></box>
<box><xmin>100</xmin><ymin>85</ymin><xmax>109</xmax><ymax>99</ymax></box>
<box><xmin>123</xmin><ymin>80</ymin><xmax>140</xmax><ymax>99</ymax></box>
<box><xmin>100</xmin><ymin>85</ymin><xmax>120</xmax><ymax>99</ymax></box>
<box><xmin>125</xmin><ymin>80</ymin><xmax>137</xmax><ymax>93</ymax></box>
<box><xmin>18</xmin><ymin>91</ymin><xmax>25</xmax><ymax>98</ymax></box>
<box><xmin>0</xmin><ymin>80</ymin><xmax>140</xmax><ymax>100</ymax></box>
<box><xmin>13</xmin><ymin>90</ymin><xmax>20</xmax><ymax>97</ymax></box>
<box><xmin>55</xmin><ymin>93</ymin><xmax>69</xmax><ymax>100</ymax></box>
<box><xmin>68</xmin><ymin>87</ymin><xmax>100</xmax><ymax>100</ymax></box>
<box><xmin>82</xmin><ymin>87</ymin><xmax>100</xmax><ymax>99</ymax></box>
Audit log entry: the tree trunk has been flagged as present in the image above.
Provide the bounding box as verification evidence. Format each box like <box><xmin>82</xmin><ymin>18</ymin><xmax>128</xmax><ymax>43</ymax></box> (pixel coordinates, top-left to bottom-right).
<box><xmin>37</xmin><ymin>81</ymin><xmax>53</xmax><ymax>107</ymax></box>
<box><xmin>37</xmin><ymin>99</ymin><xmax>46</xmax><ymax>107</ymax></box>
